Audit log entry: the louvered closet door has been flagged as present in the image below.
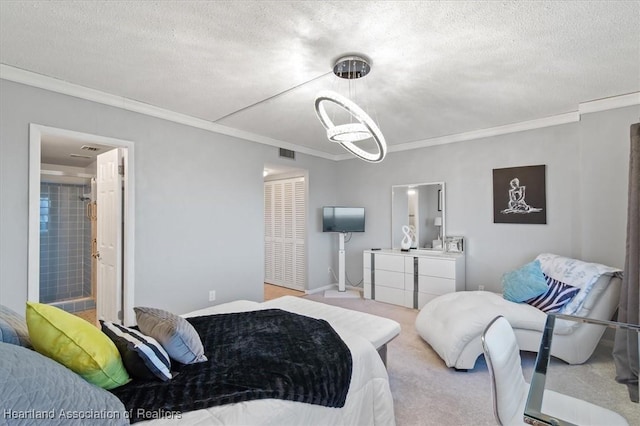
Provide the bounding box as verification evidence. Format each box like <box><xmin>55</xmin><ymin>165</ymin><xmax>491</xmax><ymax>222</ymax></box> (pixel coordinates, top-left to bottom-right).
<box><xmin>293</xmin><ymin>179</ymin><xmax>306</xmax><ymax>288</ymax></box>
<box><xmin>273</xmin><ymin>182</ymin><xmax>284</xmax><ymax>283</ymax></box>
<box><xmin>264</xmin><ymin>177</ymin><xmax>306</xmax><ymax>290</ymax></box>
<box><xmin>264</xmin><ymin>184</ymin><xmax>274</xmax><ymax>281</ymax></box>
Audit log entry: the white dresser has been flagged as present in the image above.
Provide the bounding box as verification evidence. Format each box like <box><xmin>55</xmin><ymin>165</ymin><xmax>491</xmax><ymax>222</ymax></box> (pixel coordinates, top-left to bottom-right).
<box><xmin>363</xmin><ymin>249</ymin><xmax>465</xmax><ymax>309</ymax></box>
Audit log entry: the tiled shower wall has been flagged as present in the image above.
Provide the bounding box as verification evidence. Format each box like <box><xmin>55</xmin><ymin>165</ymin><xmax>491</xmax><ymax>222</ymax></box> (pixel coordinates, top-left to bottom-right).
<box><xmin>39</xmin><ymin>182</ymin><xmax>93</xmax><ymax>310</ymax></box>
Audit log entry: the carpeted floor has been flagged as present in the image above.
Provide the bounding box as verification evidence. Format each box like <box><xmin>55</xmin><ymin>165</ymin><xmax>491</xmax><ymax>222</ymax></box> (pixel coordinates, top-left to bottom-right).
<box><xmin>303</xmin><ymin>293</ymin><xmax>639</xmax><ymax>426</ymax></box>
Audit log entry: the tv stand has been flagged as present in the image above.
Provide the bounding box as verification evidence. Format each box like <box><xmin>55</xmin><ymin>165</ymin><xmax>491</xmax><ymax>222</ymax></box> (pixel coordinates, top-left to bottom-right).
<box><xmin>325</xmin><ymin>233</ymin><xmax>360</xmax><ymax>298</ymax></box>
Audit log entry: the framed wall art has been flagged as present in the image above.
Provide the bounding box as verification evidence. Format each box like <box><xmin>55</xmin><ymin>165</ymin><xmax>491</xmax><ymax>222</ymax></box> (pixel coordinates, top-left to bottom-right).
<box><xmin>493</xmin><ymin>165</ymin><xmax>546</xmax><ymax>224</ymax></box>
<box><xmin>445</xmin><ymin>236</ymin><xmax>464</xmax><ymax>253</ymax></box>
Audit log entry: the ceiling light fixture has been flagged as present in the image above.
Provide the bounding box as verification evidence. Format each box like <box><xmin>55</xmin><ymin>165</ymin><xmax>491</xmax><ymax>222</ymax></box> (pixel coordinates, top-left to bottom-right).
<box><xmin>314</xmin><ymin>55</ymin><xmax>387</xmax><ymax>163</ymax></box>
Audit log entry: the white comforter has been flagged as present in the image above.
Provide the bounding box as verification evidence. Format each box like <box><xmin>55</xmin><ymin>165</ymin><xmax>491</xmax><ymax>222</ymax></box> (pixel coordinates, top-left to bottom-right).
<box><xmin>138</xmin><ymin>305</ymin><xmax>396</xmax><ymax>426</ymax></box>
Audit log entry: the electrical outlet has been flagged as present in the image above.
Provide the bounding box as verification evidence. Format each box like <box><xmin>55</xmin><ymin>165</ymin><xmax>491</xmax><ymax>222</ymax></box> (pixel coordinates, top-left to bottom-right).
<box><xmin>478</xmin><ymin>285</ymin><xmax>485</xmax><ymax>291</ymax></box>
<box><xmin>209</xmin><ymin>290</ymin><xmax>216</xmax><ymax>302</ymax></box>
<box><xmin>328</xmin><ymin>267</ymin><xmax>332</xmax><ymax>274</ymax></box>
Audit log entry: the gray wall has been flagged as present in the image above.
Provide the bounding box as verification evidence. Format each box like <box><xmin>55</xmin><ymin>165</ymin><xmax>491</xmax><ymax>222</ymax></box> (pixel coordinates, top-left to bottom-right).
<box><xmin>1</xmin><ymin>78</ymin><xmax>636</xmax><ymax>312</ymax></box>
<box><xmin>578</xmin><ymin>108</ymin><xmax>635</xmax><ymax>267</ymax></box>
<box><xmin>335</xmin><ymin>105</ymin><xmax>639</xmax><ymax>292</ymax></box>
<box><xmin>0</xmin><ymin>80</ymin><xmax>337</xmax><ymax>315</ymax></box>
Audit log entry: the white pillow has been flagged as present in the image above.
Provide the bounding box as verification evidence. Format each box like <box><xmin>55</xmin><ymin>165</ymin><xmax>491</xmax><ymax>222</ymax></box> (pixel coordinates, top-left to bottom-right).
<box><xmin>535</xmin><ymin>253</ymin><xmax>621</xmax><ymax>315</ymax></box>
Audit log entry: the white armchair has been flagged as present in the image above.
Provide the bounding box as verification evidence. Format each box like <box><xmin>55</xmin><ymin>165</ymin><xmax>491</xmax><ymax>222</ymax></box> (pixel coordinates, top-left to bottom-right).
<box><xmin>416</xmin><ymin>254</ymin><xmax>622</xmax><ymax>370</ymax></box>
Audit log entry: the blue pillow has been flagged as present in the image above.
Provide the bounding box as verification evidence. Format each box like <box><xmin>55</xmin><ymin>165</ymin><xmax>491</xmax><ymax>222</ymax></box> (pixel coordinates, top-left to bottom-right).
<box><xmin>526</xmin><ymin>276</ymin><xmax>580</xmax><ymax>313</ymax></box>
<box><xmin>502</xmin><ymin>260</ymin><xmax>549</xmax><ymax>302</ymax></box>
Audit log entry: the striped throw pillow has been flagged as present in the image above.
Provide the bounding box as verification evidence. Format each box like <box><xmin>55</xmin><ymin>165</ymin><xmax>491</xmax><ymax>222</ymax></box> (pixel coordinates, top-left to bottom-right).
<box><xmin>101</xmin><ymin>321</ymin><xmax>172</xmax><ymax>381</ymax></box>
<box><xmin>525</xmin><ymin>276</ymin><xmax>580</xmax><ymax>313</ymax></box>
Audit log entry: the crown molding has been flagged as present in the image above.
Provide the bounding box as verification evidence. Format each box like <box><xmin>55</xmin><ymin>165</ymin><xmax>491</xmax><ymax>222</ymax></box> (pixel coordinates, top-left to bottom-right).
<box><xmin>382</xmin><ymin>112</ymin><xmax>580</xmax><ymax>157</ymax></box>
<box><xmin>579</xmin><ymin>92</ymin><xmax>640</xmax><ymax>114</ymax></box>
<box><xmin>2</xmin><ymin>64</ymin><xmax>637</xmax><ymax>163</ymax></box>
<box><xmin>0</xmin><ymin>64</ymin><xmax>337</xmax><ymax>161</ymax></box>
<box><xmin>336</xmin><ymin>92</ymin><xmax>640</xmax><ymax>160</ymax></box>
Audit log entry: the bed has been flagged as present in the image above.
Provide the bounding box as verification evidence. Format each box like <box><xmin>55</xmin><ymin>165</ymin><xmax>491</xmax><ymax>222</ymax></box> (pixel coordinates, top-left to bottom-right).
<box><xmin>186</xmin><ymin>296</ymin><xmax>401</xmax><ymax>365</ymax></box>
<box><xmin>1</xmin><ymin>297</ymin><xmax>398</xmax><ymax>426</ymax></box>
<box><xmin>133</xmin><ymin>300</ymin><xmax>398</xmax><ymax>425</ymax></box>
<box><xmin>135</xmin><ymin>323</ymin><xmax>394</xmax><ymax>425</ymax></box>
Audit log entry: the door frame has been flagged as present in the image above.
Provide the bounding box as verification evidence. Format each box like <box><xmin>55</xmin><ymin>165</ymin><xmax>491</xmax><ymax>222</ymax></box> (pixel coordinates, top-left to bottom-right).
<box><xmin>263</xmin><ymin>169</ymin><xmax>309</xmax><ymax>291</ymax></box>
<box><xmin>28</xmin><ymin>124</ymin><xmax>136</xmax><ymax>325</ymax></box>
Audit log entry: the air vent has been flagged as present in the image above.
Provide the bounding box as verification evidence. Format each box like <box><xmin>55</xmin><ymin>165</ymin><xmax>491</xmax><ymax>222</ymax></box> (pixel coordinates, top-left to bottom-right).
<box><xmin>80</xmin><ymin>145</ymin><xmax>101</xmax><ymax>152</ymax></box>
<box><xmin>69</xmin><ymin>154</ymin><xmax>92</xmax><ymax>159</ymax></box>
<box><xmin>279</xmin><ymin>148</ymin><xmax>295</xmax><ymax>160</ymax></box>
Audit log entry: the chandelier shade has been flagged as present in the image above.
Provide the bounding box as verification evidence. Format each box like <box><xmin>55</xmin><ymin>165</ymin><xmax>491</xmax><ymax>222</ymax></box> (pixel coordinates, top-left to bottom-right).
<box><xmin>315</xmin><ymin>90</ymin><xmax>387</xmax><ymax>163</ymax></box>
<box><xmin>327</xmin><ymin>123</ymin><xmax>371</xmax><ymax>143</ymax></box>
<box><xmin>313</xmin><ymin>54</ymin><xmax>387</xmax><ymax>163</ymax></box>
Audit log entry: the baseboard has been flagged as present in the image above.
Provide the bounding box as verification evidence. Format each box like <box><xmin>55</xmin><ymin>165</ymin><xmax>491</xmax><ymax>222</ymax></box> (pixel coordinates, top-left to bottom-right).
<box><xmin>324</xmin><ymin>289</ymin><xmax>361</xmax><ymax>299</ymax></box>
<box><xmin>306</xmin><ymin>284</ymin><xmax>363</xmax><ymax>295</ymax></box>
<box><xmin>305</xmin><ymin>284</ymin><xmax>336</xmax><ymax>295</ymax></box>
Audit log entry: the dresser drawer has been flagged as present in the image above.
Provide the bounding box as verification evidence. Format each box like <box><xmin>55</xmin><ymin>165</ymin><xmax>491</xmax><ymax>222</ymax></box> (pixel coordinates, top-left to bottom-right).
<box><xmin>375</xmin><ymin>254</ymin><xmax>405</xmax><ymax>272</ymax></box>
<box><xmin>418</xmin><ymin>275</ymin><xmax>456</xmax><ymax>295</ymax></box>
<box><xmin>375</xmin><ymin>286</ymin><xmax>409</xmax><ymax>307</ymax></box>
<box><xmin>404</xmin><ymin>256</ymin><xmax>416</xmax><ymax>274</ymax></box>
<box><xmin>375</xmin><ymin>270</ymin><xmax>405</xmax><ymax>290</ymax></box>
<box><xmin>418</xmin><ymin>257</ymin><xmax>456</xmax><ymax>279</ymax></box>
<box><xmin>363</xmin><ymin>252</ymin><xmax>373</xmax><ymax>268</ymax></box>
<box><xmin>404</xmin><ymin>272</ymin><xmax>416</xmax><ymax>291</ymax></box>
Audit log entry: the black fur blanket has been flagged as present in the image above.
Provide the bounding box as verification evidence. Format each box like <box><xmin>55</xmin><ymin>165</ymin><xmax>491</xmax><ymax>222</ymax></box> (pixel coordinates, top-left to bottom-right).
<box><xmin>110</xmin><ymin>309</ymin><xmax>353</xmax><ymax>423</ymax></box>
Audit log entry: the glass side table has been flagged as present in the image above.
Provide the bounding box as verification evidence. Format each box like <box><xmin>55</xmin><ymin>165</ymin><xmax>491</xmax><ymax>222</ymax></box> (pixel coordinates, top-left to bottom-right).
<box><xmin>524</xmin><ymin>314</ymin><xmax>639</xmax><ymax>426</ymax></box>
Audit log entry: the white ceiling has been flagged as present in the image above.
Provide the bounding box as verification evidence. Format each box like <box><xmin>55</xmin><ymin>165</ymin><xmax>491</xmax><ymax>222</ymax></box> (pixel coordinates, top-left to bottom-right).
<box><xmin>1</xmin><ymin>1</ymin><xmax>639</xmax><ymax>158</ymax></box>
<box><xmin>41</xmin><ymin>133</ymin><xmax>112</xmax><ymax>168</ymax></box>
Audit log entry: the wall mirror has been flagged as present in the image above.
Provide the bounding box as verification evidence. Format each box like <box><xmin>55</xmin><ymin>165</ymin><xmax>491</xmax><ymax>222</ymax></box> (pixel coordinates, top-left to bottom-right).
<box><xmin>391</xmin><ymin>182</ymin><xmax>445</xmax><ymax>251</ymax></box>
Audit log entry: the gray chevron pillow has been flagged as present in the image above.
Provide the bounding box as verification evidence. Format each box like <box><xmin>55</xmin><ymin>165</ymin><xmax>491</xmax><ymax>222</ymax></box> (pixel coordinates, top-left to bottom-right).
<box><xmin>0</xmin><ymin>342</ymin><xmax>128</xmax><ymax>425</ymax></box>
<box><xmin>0</xmin><ymin>304</ymin><xmax>31</xmax><ymax>347</ymax></box>
<box><xmin>134</xmin><ymin>306</ymin><xmax>207</xmax><ymax>364</ymax></box>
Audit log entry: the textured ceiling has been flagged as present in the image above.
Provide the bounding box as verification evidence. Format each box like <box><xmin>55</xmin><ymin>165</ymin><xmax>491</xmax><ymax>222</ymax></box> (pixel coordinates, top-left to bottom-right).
<box><xmin>1</xmin><ymin>1</ymin><xmax>639</xmax><ymax>157</ymax></box>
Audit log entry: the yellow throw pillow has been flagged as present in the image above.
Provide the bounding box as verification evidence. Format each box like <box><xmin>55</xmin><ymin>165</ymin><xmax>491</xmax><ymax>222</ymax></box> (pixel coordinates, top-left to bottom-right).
<box><xmin>26</xmin><ymin>302</ymin><xmax>130</xmax><ymax>390</ymax></box>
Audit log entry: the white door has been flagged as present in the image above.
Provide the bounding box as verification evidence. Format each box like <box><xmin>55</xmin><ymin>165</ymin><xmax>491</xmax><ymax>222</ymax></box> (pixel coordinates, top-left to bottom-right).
<box><xmin>96</xmin><ymin>148</ymin><xmax>123</xmax><ymax>323</ymax></box>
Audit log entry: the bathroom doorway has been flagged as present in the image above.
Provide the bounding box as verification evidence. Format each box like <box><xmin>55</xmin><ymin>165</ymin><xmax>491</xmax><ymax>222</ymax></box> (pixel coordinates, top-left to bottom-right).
<box><xmin>39</xmin><ymin>171</ymin><xmax>98</xmax><ymax>320</ymax></box>
<box><xmin>28</xmin><ymin>124</ymin><xmax>136</xmax><ymax>325</ymax></box>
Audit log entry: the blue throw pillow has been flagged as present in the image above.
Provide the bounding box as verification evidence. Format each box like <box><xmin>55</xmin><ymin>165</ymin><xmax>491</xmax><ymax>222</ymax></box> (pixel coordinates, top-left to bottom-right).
<box><xmin>502</xmin><ymin>260</ymin><xmax>549</xmax><ymax>302</ymax></box>
<box><xmin>526</xmin><ymin>276</ymin><xmax>580</xmax><ymax>313</ymax></box>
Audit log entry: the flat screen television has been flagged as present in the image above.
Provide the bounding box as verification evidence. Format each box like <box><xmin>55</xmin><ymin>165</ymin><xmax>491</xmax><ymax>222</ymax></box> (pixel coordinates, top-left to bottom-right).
<box><xmin>322</xmin><ymin>206</ymin><xmax>365</xmax><ymax>233</ymax></box>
